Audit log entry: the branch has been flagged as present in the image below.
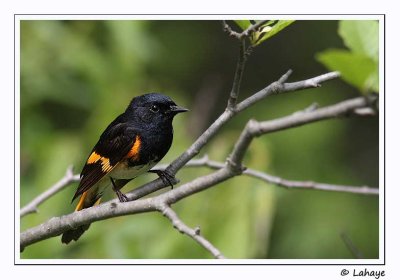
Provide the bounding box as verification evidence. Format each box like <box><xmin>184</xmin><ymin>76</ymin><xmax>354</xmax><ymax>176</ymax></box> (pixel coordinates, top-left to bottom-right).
<box><xmin>222</xmin><ymin>20</ymin><xmax>269</xmax><ymax>40</ymax></box>
<box><xmin>242</xmin><ymin>168</ymin><xmax>379</xmax><ymax>195</ymax></box>
<box><xmin>179</xmin><ymin>156</ymin><xmax>378</xmax><ymax>195</ymax></box>
<box><xmin>20</xmin><ymin>94</ymin><xmax>376</xmax><ymax>252</ymax></box>
<box><xmin>235</xmin><ymin>70</ymin><xmax>341</xmax><ymax>112</ymax></box>
<box><xmin>222</xmin><ymin>20</ymin><xmax>241</xmax><ymax>39</ymax></box>
<box><xmin>158</xmin><ymin>204</ymin><xmax>225</xmax><ymax>259</ymax></box>
<box><xmin>20</xmin><ymin>196</ymin><xmax>157</xmax><ymax>251</ymax></box>
<box><xmin>227</xmin><ymin>39</ymin><xmax>247</xmax><ymax>109</ymax></box>
<box><xmin>224</xmin><ymin>20</ymin><xmax>271</xmax><ymax>110</ymax></box>
<box><xmin>229</xmin><ymin>96</ymin><xmax>376</xmax><ymax>166</ymax></box>
<box><xmin>20</xmin><ymin>166</ymin><xmax>80</xmax><ymax>217</ymax></box>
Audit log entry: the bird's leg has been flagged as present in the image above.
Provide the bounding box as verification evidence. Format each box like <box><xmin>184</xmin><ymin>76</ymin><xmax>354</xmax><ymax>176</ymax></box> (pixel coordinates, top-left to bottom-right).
<box><xmin>148</xmin><ymin>169</ymin><xmax>178</xmax><ymax>189</ymax></box>
<box><xmin>110</xmin><ymin>177</ymin><xmax>129</xmax><ymax>202</ymax></box>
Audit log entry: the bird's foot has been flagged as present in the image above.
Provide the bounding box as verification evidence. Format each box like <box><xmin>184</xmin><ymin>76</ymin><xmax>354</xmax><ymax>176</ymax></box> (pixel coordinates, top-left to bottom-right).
<box><xmin>148</xmin><ymin>169</ymin><xmax>178</xmax><ymax>189</ymax></box>
<box><xmin>110</xmin><ymin>177</ymin><xmax>129</xmax><ymax>202</ymax></box>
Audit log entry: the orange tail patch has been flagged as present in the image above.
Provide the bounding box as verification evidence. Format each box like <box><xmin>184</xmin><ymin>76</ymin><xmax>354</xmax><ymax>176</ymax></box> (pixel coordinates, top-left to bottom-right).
<box><xmin>75</xmin><ymin>191</ymin><xmax>88</xmax><ymax>211</ymax></box>
<box><xmin>74</xmin><ymin>191</ymin><xmax>101</xmax><ymax>211</ymax></box>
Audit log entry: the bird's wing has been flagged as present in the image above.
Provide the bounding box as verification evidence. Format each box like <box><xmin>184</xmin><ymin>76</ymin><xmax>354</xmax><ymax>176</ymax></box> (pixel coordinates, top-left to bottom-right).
<box><xmin>72</xmin><ymin>120</ymin><xmax>140</xmax><ymax>201</ymax></box>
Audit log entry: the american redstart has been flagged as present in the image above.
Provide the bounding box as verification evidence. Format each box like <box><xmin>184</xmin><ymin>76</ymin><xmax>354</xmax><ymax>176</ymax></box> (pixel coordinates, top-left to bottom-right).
<box><xmin>61</xmin><ymin>93</ymin><xmax>188</xmax><ymax>244</ymax></box>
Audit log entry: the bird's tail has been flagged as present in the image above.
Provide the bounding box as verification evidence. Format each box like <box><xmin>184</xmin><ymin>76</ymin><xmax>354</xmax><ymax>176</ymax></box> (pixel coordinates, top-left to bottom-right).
<box><xmin>61</xmin><ymin>188</ymin><xmax>101</xmax><ymax>244</ymax></box>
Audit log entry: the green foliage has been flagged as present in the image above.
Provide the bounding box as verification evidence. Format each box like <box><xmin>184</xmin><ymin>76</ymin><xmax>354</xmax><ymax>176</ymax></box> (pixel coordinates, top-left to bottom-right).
<box><xmin>317</xmin><ymin>20</ymin><xmax>379</xmax><ymax>94</ymax></box>
<box><xmin>234</xmin><ymin>20</ymin><xmax>295</xmax><ymax>46</ymax></box>
<box><xmin>339</xmin><ymin>20</ymin><xmax>379</xmax><ymax>60</ymax></box>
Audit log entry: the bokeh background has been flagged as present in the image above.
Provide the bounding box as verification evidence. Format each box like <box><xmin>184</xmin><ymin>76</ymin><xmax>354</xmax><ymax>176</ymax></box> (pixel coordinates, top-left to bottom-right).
<box><xmin>20</xmin><ymin>20</ymin><xmax>379</xmax><ymax>259</ymax></box>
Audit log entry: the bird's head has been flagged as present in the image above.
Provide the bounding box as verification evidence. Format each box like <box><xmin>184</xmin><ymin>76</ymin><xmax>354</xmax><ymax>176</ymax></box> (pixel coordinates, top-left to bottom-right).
<box><xmin>126</xmin><ymin>93</ymin><xmax>188</xmax><ymax>125</ymax></box>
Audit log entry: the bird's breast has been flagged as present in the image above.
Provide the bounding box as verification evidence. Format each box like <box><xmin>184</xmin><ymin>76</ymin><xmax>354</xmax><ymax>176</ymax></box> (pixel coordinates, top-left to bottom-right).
<box><xmin>136</xmin><ymin>130</ymin><xmax>173</xmax><ymax>165</ymax></box>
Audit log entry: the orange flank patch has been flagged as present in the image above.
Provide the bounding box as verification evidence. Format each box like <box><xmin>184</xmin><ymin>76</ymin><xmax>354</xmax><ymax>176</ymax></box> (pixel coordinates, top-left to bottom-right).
<box><xmin>87</xmin><ymin>152</ymin><xmax>101</xmax><ymax>164</ymax></box>
<box><xmin>125</xmin><ymin>135</ymin><xmax>141</xmax><ymax>161</ymax></box>
<box><xmin>75</xmin><ymin>191</ymin><xmax>88</xmax><ymax>211</ymax></box>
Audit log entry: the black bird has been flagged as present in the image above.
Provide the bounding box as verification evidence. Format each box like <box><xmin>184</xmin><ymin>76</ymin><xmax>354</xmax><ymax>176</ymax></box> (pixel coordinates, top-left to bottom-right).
<box><xmin>61</xmin><ymin>93</ymin><xmax>188</xmax><ymax>244</ymax></box>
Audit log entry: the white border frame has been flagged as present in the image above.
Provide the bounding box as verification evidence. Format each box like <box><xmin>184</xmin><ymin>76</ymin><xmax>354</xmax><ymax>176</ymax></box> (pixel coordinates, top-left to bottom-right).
<box><xmin>15</xmin><ymin>14</ymin><xmax>385</xmax><ymax>266</ymax></box>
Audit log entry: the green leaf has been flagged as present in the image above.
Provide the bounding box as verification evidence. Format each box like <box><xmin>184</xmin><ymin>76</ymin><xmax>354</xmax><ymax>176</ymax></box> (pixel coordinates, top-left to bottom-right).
<box><xmin>234</xmin><ymin>20</ymin><xmax>252</xmax><ymax>31</ymax></box>
<box><xmin>338</xmin><ymin>20</ymin><xmax>379</xmax><ymax>62</ymax></box>
<box><xmin>251</xmin><ymin>20</ymin><xmax>295</xmax><ymax>46</ymax></box>
<box><xmin>317</xmin><ymin>20</ymin><xmax>379</xmax><ymax>94</ymax></box>
<box><xmin>316</xmin><ymin>49</ymin><xmax>378</xmax><ymax>94</ymax></box>
<box><xmin>234</xmin><ymin>20</ymin><xmax>295</xmax><ymax>46</ymax></box>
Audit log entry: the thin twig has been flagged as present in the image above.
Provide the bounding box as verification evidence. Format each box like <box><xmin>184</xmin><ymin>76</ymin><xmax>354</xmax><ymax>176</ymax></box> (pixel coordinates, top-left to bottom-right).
<box><xmin>222</xmin><ymin>20</ymin><xmax>241</xmax><ymax>38</ymax></box>
<box><xmin>171</xmin><ymin>156</ymin><xmax>378</xmax><ymax>196</ymax></box>
<box><xmin>242</xmin><ymin>168</ymin><xmax>379</xmax><ymax>195</ymax></box>
<box><xmin>235</xmin><ymin>70</ymin><xmax>340</xmax><ymax>112</ymax></box>
<box><xmin>227</xmin><ymin>40</ymin><xmax>247</xmax><ymax>109</ymax></box>
<box><xmin>283</xmin><ymin>71</ymin><xmax>340</xmax><ymax>92</ymax></box>
<box><xmin>222</xmin><ymin>20</ymin><xmax>270</xmax><ymax>40</ymax></box>
<box><xmin>158</xmin><ymin>204</ymin><xmax>225</xmax><ymax>259</ymax></box>
<box><xmin>341</xmin><ymin>232</ymin><xmax>365</xmax><ymax>258</ymax></box>
<box><xmin>20</xmin><ymin>166</ymin><xmax>80</xmax><ymax>217</ymax></box>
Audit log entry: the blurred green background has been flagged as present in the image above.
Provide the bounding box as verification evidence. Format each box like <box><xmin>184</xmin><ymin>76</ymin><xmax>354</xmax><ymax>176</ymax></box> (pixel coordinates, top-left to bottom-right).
<box><xmin>20</xmin><ymin>20</ymin><xmax>379</xmax><ymax>259</ymax></box>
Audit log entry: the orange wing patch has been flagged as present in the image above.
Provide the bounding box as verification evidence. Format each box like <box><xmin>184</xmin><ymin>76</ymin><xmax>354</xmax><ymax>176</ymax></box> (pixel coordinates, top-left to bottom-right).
<box><xmin>87</xmin><ymin>151</ymin><xmax>114</xmax><ymax>172</ymax></box>
<box><xmin>100</xmin><ymin>157</ymin><xmax>113</xmax><ymax>172</ymax></box>
<box><xmin>125</xmin><ymin>135</ymin><xmax>141</xmax><ymax>161</ymax></box>
<box><xmin>85</xmin><ymin>135</ymin><xmax>140</xmax><ymax>177</ymax></box>
<box><xmin>87</xmin><ymin>152</ymin><xmax>101</xmax><ymax>164</ymax></box>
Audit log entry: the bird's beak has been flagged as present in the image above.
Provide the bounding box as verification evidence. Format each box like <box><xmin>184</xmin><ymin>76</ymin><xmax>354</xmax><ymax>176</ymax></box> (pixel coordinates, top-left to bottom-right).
<box><xmin>170</xmin><ymin>105</ymin><xmax>189</xmax><ymax>114</ymax></box>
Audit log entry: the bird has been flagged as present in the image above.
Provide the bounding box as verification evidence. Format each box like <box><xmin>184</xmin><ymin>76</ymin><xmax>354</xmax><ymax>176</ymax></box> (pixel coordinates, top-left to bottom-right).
<box><xmin>61</xmin><ymin>93</ymin><xmax>188</xmax><ymax>244</ymax></box>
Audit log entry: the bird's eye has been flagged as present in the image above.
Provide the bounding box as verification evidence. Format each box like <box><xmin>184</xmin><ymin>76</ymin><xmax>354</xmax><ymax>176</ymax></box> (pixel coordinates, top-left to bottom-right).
<box><xmin>150</xmin><ymin>104</ymin><xmax>159</xmax><ymax>113</ymax></box>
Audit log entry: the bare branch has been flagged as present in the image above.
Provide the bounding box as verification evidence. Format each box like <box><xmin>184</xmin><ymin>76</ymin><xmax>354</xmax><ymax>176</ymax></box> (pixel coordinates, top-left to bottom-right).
<box><xmin>229</xmin><ymin>96</ymin><xmax>374</xmax><ymax>166</ymax></box>
<box><xmin>241</xmin><ymin>168</ymin><xmax>379</xmax><ymax>195</ymax></box>
<box><xmin>175</xmin><ymin>156</ymin><xmax>379</xmax><ymax>196</ymax></box>
<box><xmin>20</xmin><ymin>166</ymin><xmax>80</xmax><ymax>217</ymax></box>
<box><xmin>283</xmin><ymin>71</ymin><xmax>341</xmax><ymax>92</ymax></box>
<box><xmin>222</xmin><ymin>20</ymin><xmax>269</xmax><ymax>40</ymax></box>
<box><xmin>227</xmin><ymin>40</ymin><xmax>247</xmax><ymax>109</ymax></box>
<box><xmin>235</xmin><ymin>71</ymin><xmax>340</xmax><ymax>112</ymax></box>
<box><xmin>222</xmin><ymin>20</ymin><xmax>241</xmax><ymax>39</ymax></box>
<box><xmin>158</xmin><ymin>204</ymin><xmax>225</xmax><ymax>259</ymax></box>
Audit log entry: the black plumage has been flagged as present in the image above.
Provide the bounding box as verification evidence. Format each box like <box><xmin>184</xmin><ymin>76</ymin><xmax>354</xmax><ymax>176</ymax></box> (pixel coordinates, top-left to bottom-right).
<box><xmin>61</xmin><ymin>93</ymin><xmax>188</xmax><ymax>244</ymax></box>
